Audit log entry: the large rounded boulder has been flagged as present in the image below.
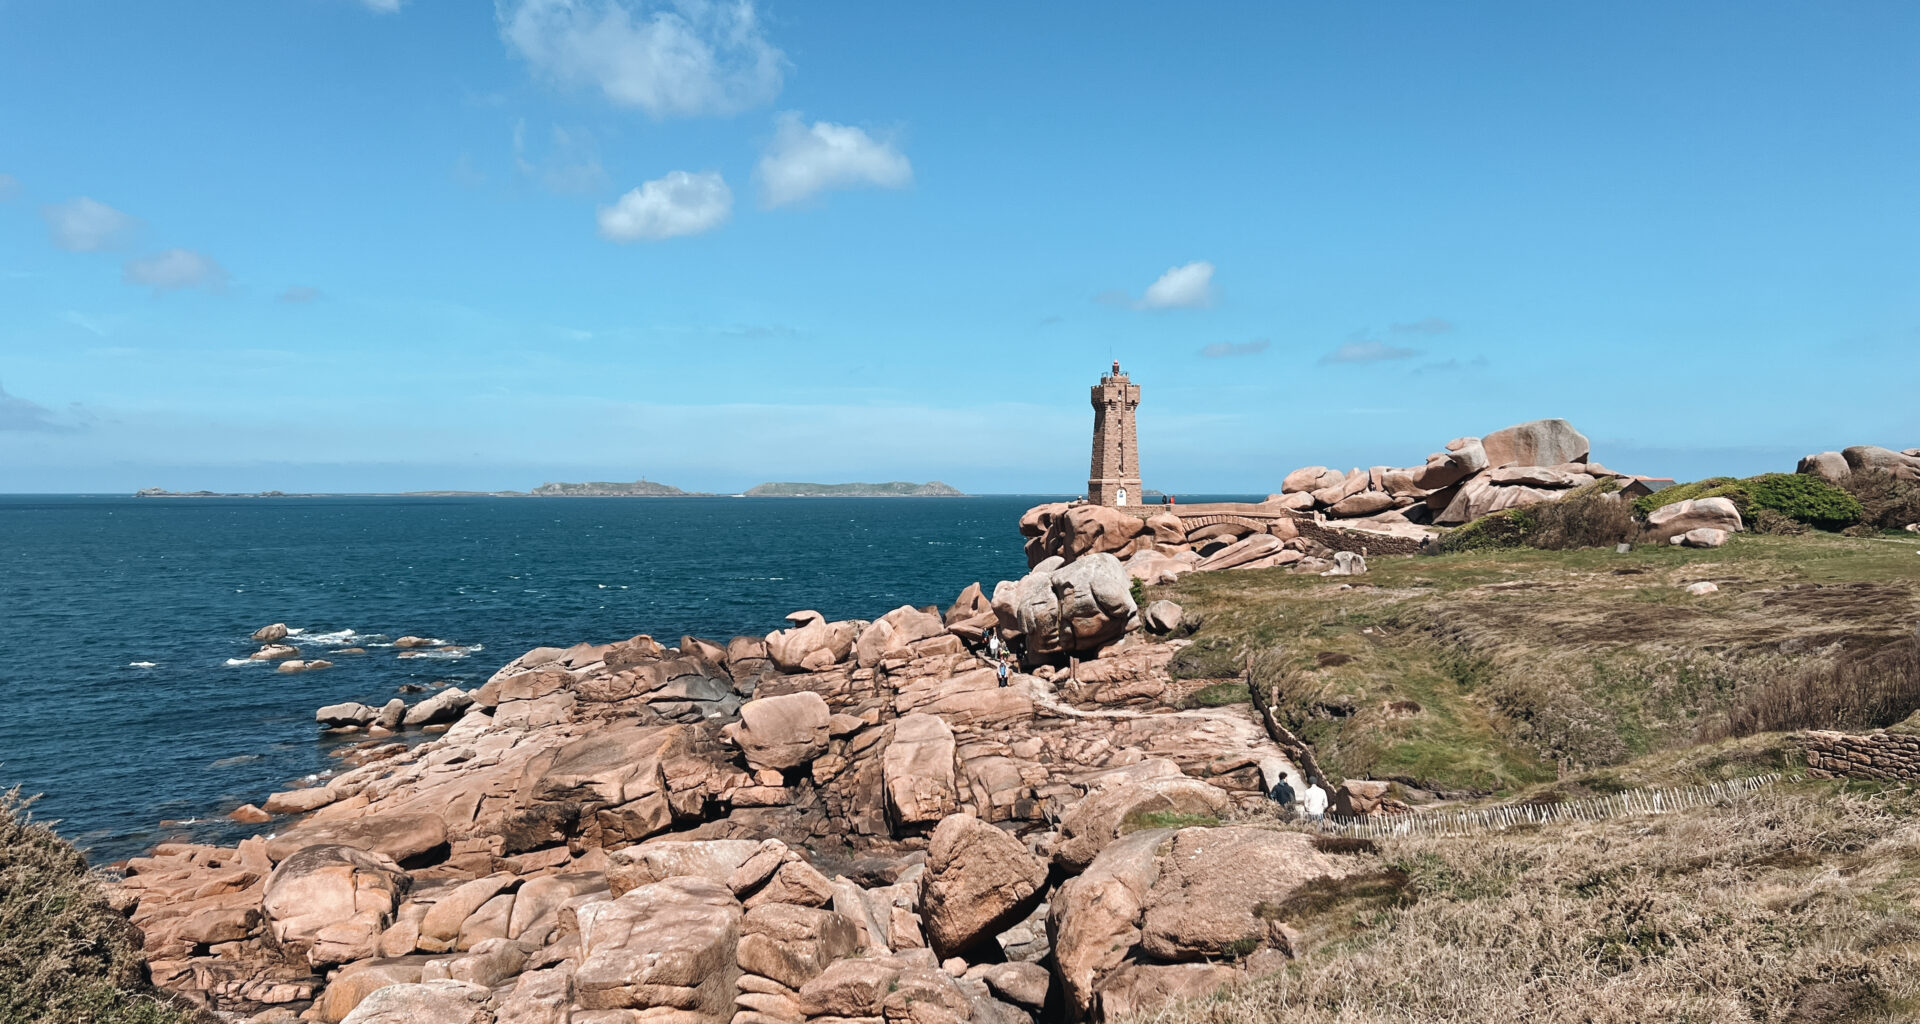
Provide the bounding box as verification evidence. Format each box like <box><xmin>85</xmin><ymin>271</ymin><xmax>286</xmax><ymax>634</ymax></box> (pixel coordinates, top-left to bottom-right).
<box><xmin>920</xmin><ymin>813</ymin><xmax>1048</xmax><ymax>958</ymax></box>
<box><xmin>262</xmin><ymin>844</ymin><xmax>409</xmax><ymax>968</ymax></box>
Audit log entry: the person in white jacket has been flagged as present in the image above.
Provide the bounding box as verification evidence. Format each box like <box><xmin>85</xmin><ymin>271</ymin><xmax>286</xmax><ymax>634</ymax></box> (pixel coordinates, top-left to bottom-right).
<box><xmin>1301</xmin><ymin>780</ymin><xmax>1330</xmax><ymax>823</ymax></box>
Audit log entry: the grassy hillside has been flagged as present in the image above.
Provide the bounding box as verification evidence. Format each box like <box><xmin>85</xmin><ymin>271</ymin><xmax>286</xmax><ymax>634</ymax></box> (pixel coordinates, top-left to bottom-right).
<box><xmin>1123</xmin><ymin>781</ymin><xmax>1920</xmax><ymax>1024</ymax></box>
<box><xmin>0</xmin><ymin>790</ymin><xmax>207</xmax><ymax>1024</ymax></box>
<box><xmin>1155</xmin><ymin>532</ymin><xmax>1920</xmax><ymax>796</ymax></box>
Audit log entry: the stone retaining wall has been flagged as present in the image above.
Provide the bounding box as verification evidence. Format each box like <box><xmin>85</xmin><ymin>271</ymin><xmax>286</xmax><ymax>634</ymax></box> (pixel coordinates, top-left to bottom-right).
<box><xmin>1801</xmin><ymin>729</ymin><xmax>1920</xmax><ymax>780</ymax></box>
<box><xmin>1294</xmin><ymin>517</ymin><xmax>1429</xmax><ymax>557</ymax></box>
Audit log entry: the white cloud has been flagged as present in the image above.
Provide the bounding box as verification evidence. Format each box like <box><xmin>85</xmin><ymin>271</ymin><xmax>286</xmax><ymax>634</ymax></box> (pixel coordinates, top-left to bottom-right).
<box><xmin>123</xmin><ymin>249</ymin><xmax>228</xmax><ymax>293</ymax></box>
<box><xmin>279</xmin><ymin>285</ymin><xmax>322</xmax><ymax>303</ymax></box>
<box><xmin>1138</xmin><ymin>261</ymin><xmax>1215</xmax><ymax>310</ymax></box>
<box><xmin>756</xmin><ymin>113</ymin><xmax>912</xmax><ymax>207</ymax></box>
<box><xmin>63</xmin><ymin>310</ymin><xmax>112</xmax><ymax>336</ymax></box>
<box><xmin>1321</xmin><ymin>338</ymin><xmax>1418</xmax><ymax>364</ymax></box>
<box><xmin>360</xmin><ymin>0</ymin><xmax>404</xmax><ymax>11</ymax></box>
<box><xmin>1200</xmin><ymin>339</ymin><xmax>1268</xmax><ymax>359</ymax></box>
<box><xmin>597</xmin><ymin>170</ymin><xmax>732</xmax><ymax>242</ymax></box>
<box><xmin>1391</xmin><ymin>316</ymin><xmax>1453</xmax><ymax>335</ymax></box>
<box><xmin>0</xmin><ymin>174</ymin><xmax>19</xmax><ymax>200</ymax></box>
<box><xmin>43</xmin><ymin>197</ymin><xmax>138</xmax><ymax>251</ymax></box>
<box><xmin>497</xmin><ymin>0</ymin><xmax>785</xmax><ymax>118</ymax></box>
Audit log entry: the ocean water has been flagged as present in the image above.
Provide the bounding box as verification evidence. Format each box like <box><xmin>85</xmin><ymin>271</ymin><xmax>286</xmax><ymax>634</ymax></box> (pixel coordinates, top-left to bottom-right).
<box><xmin>0</xmin><ymin>494</ymin><xmax>1067</xmax><ymax>862</ymax></box>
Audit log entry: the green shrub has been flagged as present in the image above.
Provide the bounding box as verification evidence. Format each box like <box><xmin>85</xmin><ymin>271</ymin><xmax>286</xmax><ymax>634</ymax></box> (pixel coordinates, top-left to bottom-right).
<box><xmin>1432</xmin><ymin>508</ymin><xmax>1536</xmax><ymax>554</ymax></box>
<box><xmin>1632</xmin><ymin>477</ymin><xmax>1750</xmax><ymax>518</ymax></box>
<box><xmin>1635</xmin><ymin>473</ymin><xmax>1861</xmax><ymax>531</ymax></box>
<box><xmin>1743</xmin><ymin>473</ymin><xmax>1862</xmax><ymax>531</ymax></box>
<box><xmin>0</xmin><ymin>789</ymin><xmax>209</xmax><ymax>1024</ymax></box>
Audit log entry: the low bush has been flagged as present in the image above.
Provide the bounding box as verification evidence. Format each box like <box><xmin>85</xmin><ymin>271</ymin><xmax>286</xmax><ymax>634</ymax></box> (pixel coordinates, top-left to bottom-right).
<box><xmin>1844</xmin><ymin>468</ymin><xmax>1920</xmax><ymax>531</ymax></box>
<box><xmin>1698</xmin><ymin>636</ymin><xmax>1920</xmax><ymax>742</ymax></box>
<box><xmin>1632</xmin><ymin>477</ymin><xmax>1750</xmax><ymax>518</ymax></box>
<box><xmin>0</xmin><ymin>789</ymin><xmax>208</xmax><ymax>1024</ymax></box>
<box><xmin>1750</xmin><ymin>509</ymin><xmax>1810</xmax><ymax>536</ymax></box>
<box><xmin>1431</xmin><ymin>508</ymin><xmax>1535</xmax><ymax>554</ymax></box>
<box><xmin>1433</xmin><ymin>487</ymin><xmax>1634</xmax><ymax>555</ymax></box>
<box><xmin>1520</xmin><ymin>487</ymin><xmax>1637</xmax><ymax>550</ymax></box>
<box><xmin>1635</xmin><ymin>473</ymin><xmax>1864</xmax><ymax>531</ymax></box>
<box><xmin>1743</xmin><ymin>473</ymin><xmax>1862</xmax><ymax>531</ymax></box>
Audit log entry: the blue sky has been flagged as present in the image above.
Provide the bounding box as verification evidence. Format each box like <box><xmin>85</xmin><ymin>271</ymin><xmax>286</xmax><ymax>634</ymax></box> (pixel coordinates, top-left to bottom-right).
<box><xmin>2</xmin><ymin>1</ymin><xmax>1915</xmax><ymax>493</ymax></box>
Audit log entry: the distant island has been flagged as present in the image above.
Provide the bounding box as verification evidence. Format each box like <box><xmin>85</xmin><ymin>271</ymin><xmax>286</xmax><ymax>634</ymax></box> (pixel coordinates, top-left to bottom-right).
<box><xmin>744</xmin><ymin>481</ymin><xmax>965</xmax><ymax>497</ymax></box>
<box><xmin>132</xmin><ymin>479</ymin><xmax>968</xmax><ymax>499</ymax></box>
<box><xmin>529</xmin><ymin>480</ymin><xmax>709</xmax><ymax>497</ymax></box>
<box><xmin>134</xmin><ymin>487</ymin><xmax>523</xmax><ymax>498</ymax></box>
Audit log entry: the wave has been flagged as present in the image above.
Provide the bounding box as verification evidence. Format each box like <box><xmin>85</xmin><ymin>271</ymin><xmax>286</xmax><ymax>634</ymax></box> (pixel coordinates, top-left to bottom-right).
<box><xmin>224</xmin><ymin>657</ymin><xmax>271</xmax><ymax>667</ymax></box>
<box><xmin>300</xmin><ymin>629</ymin><xmax>363</xmax><ymax>646</ymax></box>
<box><xmin>127</xmin><ymin>661</ymin><xmax>157</xmax><ymax>668</ymax></box>
<box><xmin>396</xmin><ymin>644</ymin><xmax>483</xmax><ymax>660</ymax></box>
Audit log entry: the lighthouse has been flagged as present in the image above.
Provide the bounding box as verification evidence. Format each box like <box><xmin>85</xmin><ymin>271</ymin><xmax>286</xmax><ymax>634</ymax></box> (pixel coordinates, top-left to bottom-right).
<box><xmin>1087</xmin><ymin>361</ymin><xmax>1142</xmax><ymax>506</ymax></box>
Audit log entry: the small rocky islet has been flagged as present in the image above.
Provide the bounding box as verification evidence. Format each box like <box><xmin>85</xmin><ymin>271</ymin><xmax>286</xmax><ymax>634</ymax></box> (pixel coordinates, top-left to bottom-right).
<box><xmin>100</xmin><ymin>419</ymin><xmax>1920</xmax><ymax>1024</ymax></box>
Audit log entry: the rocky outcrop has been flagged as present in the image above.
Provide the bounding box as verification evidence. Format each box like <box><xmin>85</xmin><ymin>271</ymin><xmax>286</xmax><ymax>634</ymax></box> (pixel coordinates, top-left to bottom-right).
<box><xmin>1274</xmin><ymin>418</ymin><xmax>1637</xmax><ymax>529</ymax></box>
<box><xmin>262</xmin><ymin>845</ymin><xmax>409</xmax><ymax>969</ymax></box>
<box><xmin>996</xmin><ymin>552</ymin><xmax>1139</xmax><ymax>657</ymax></box>
<box><xmin>1480</xmin><ymin>418</ymin><xmax>1590</xmax><ymax>470</ymax></box>
<box><xmin>1053</xmin><ymin>825</ymin><xmax>1373</xmax><ymax>1019</ymax></box>
<box><xmin>574</xmin><ymin>876</ymin><xmax>741</xmax><ymax>1020</ymax></box>
<box><xmin>113</xmin><ymin>535</ymin><xmax>1305</xmax><ymax>1023</ymax></box>
<box><xmin>724</xmin><ymin>692</ymin><xmax>832</xmax><ymax>771</ymax></box>
<box><xmin>1797</xmin><ymin>445</ymin><xmax>1920</xmax><ymax>486</ymax></box>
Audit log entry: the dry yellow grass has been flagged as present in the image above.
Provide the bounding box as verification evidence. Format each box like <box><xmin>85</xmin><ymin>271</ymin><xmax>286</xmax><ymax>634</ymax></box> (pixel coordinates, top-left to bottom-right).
<box><xmin>1122</xmin><ymin>784</ymin><xmax>1920</xmax><ymax>1024</ymax></box>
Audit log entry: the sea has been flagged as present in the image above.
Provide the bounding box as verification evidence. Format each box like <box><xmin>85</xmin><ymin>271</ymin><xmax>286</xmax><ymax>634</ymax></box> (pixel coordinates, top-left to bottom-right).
<box><xmin>0</xmin><ymin>493</ymin><xmax>1248</xmax><ymax>863</ymax></box>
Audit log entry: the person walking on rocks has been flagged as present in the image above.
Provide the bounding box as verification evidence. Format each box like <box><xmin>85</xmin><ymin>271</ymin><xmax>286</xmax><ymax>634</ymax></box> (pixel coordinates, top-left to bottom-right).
<box><xmin>987</xmin><ymin>632</ymin><xmax>1003</xmax><ymax>661</ymax></box>
<box><xmin>996</xmin><ymin>658</ymin><xmax>1010</xmax><ymax>687</ymax></box>
<box><xmin>1302</xmin><ymin>779</ymin><xmax>1329</xmax><ymax>825</ymax></box>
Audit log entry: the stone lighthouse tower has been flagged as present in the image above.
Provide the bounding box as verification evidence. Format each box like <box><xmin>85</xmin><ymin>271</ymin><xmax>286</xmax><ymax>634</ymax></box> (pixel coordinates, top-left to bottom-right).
<box><xmin>1088</xmin><ymin>360</ymin><xmax>1142</xmax><ymax>506</ymax></box>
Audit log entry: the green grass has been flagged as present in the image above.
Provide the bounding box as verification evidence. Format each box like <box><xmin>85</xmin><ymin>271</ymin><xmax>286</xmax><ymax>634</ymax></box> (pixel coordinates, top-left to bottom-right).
<box><xmin>1184</xmin><ymin>681</ymin><xmax>1251</xmax><ymax>708</ymax></box>
<box><xmin>1124</xmin><ymin>811</ymin><xmax>1223</xmax><ymax>831</ymax></box>
<box><xmin>1151</xmin><ymin>531</ymin><xmax>1920</xmax><ymax>796</ymax></box>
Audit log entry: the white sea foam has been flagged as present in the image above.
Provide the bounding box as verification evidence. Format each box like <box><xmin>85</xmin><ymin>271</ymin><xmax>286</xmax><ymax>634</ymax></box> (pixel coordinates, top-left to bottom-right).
<box><xmin>285</xmin><ymin>627</ymin><xmax>306</xmax><ymax>636</ymax></box>
<box><xmin>225</xmin><ymin>657</ymin><xmax>269</xmax><ymax>666</ymax></box>
<box><xmin>398</xmin><ymin>644</ymin><xmax>482</xmax><ymax>660</ymax></box>
<box><xmin>127</xmin><ymin>661</ymin><xmax>157</xmax><ymax>668</ymax></box>
<box><xmin>301</xmin><ymin>629</ymin><xmax>360</xmax><ymax>646</ymax></box>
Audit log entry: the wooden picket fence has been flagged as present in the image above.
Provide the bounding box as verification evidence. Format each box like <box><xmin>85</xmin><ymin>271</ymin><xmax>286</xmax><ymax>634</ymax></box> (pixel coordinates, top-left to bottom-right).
<box><xmin>1318</xmin><ymin>773</ymin><xmax>1787</xmax><ymax>839</ymax></box>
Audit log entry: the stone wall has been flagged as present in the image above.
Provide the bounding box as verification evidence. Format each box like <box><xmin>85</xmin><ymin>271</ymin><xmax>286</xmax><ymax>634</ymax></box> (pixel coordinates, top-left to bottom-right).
<box><xmin>1801</xmin><ymin>728</ymin><xmax>1920</xmax><ymax>780</ymax></box>
<box><xmin>1293</xmin><ymin>517</ymin><xmax>1429</xmax><ymax>557</ymax></box>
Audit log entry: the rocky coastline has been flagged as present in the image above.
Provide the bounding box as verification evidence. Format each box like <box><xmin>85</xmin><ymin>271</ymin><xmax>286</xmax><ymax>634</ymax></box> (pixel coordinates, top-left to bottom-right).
<box><xmin>109</xmin><ymin>504</ymin><xmax>1334</xmax><ymax>1024</ymax></box>
<box><xmin>95</xmin><ymin>428</ymin><xmax>1920</xmax><ymax>1024</ymax></box>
